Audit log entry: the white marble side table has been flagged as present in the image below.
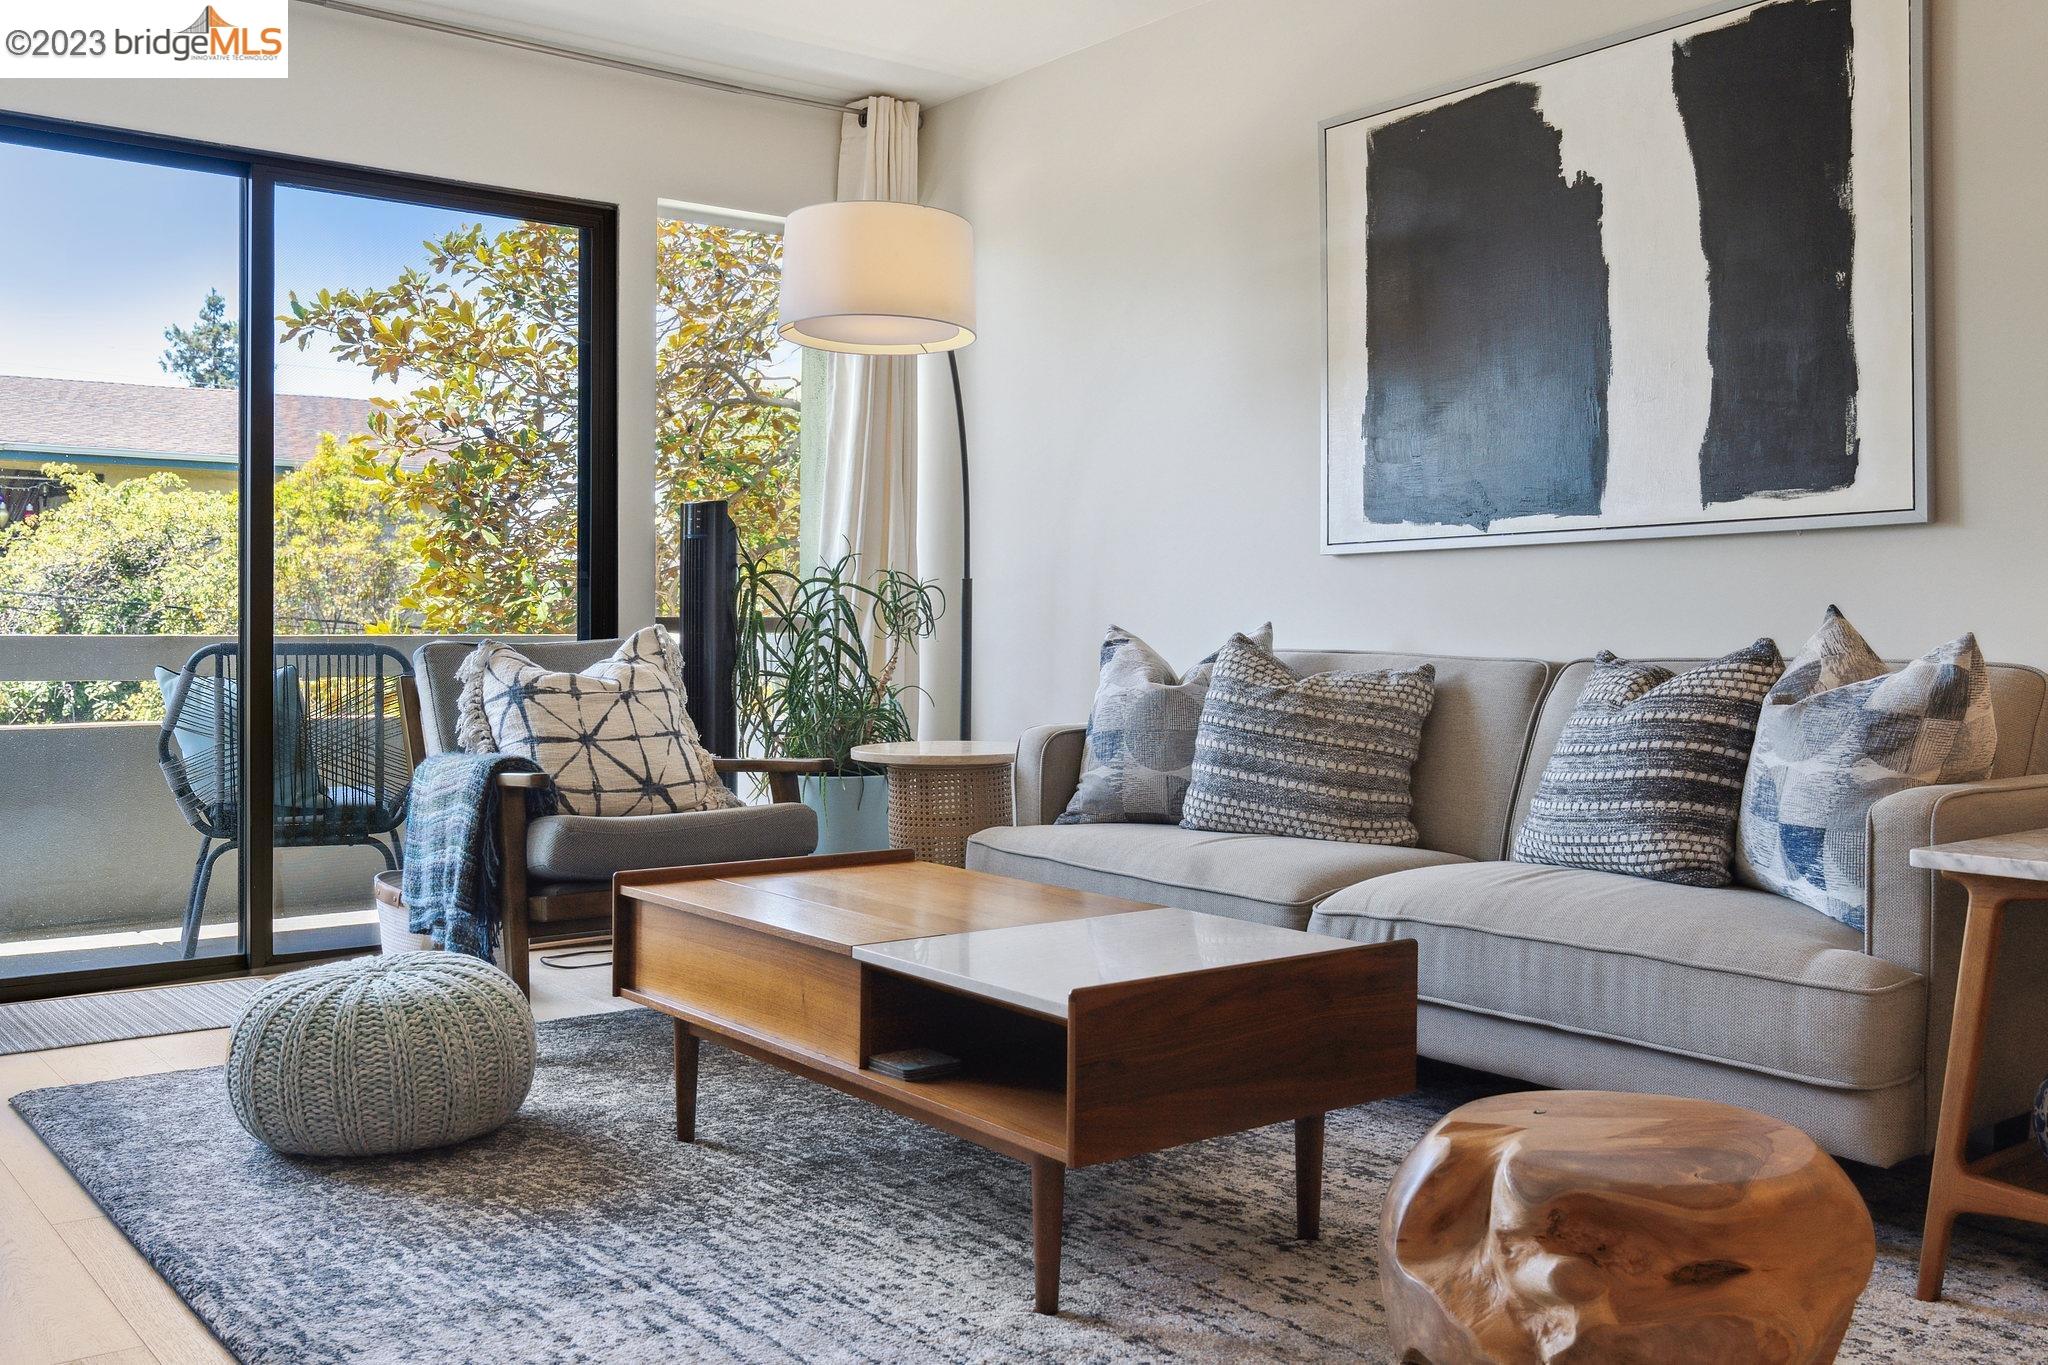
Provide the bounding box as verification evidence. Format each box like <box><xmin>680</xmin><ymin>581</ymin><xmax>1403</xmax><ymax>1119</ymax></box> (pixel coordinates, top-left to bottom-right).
<box><xmin>1909</xmin><ymin>829</ymin><xmax>2048</xmax><ymax>1300</ymax></box>
<box><xmin>849</xmin><ymin>740</ymin><xmax>1016</xmax><ymax>867</ymax></box>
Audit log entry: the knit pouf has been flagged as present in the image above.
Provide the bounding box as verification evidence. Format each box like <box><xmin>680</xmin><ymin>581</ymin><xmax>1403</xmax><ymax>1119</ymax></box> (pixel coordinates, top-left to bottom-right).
<box><xmin>226</xmin><ymin>952</ymin><xmax>535</xmax><ymax>1157</ymax></box>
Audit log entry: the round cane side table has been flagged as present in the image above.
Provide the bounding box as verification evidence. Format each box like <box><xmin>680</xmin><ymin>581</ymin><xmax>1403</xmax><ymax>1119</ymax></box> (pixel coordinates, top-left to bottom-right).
<box><xmin>849</xmin><ymin>740</ymin><xmax>1016</xmax><ymax>867</ymax></box>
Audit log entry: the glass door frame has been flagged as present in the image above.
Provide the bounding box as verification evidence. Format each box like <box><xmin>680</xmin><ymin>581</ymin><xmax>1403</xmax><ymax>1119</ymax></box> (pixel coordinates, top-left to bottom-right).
<box><xmin>0</xmin><ymin>110</ymin><xmax>618</xmax><ymax>1002</ymax></box>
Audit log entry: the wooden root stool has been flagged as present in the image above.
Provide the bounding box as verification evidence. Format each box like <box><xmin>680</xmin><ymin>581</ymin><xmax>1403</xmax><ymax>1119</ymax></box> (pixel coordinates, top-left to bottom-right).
<box><xmin>1379</xmin><ymin>1091</ymin><xmax>1874</xmax><ymax>1364</ymax></box>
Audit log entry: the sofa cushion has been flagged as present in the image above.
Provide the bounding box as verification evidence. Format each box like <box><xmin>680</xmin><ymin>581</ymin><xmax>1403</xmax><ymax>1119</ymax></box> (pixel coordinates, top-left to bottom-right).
<box><xmin>1309</xmin><ymin>861</ymin><xmax>1924</xmax><ymax>1091</ymax></box>
<box><xmin>1738</xmin><ymin>607</ymin><xmax>1996</xmax><ymax>932</ymax></box>
<box><xmin>525</xmin><ymin>802</ymin><xmax>817</xmax><ymax>883</ymax></box>
<box><xmin>1058</xmin><ymin>622</ymin><xmax>1272</xmax><ymax>826</ymax></box>
<box><xmin>459</xmin><ymin>627</ymin><xmax>742</xmax><ymax>818</ymax></box>
<box><xmin>1511</xmin><ymin>641</ymin><xmax>1783</xmax><ymax>887</ymax></box>
<box><xmin>1276</xmin><ymin>651</ymin><xmax>1551</xmax><ymax>861</ymax></box>
<box><xmin>1182</xmin><ymin>635</ymin><xmax>1435</xmax><ymax>846</ymax></box>
<box><xmin>967</xmin><ymin>822</ymin><xmax>1467</xmax><ymax>930</ymax></box>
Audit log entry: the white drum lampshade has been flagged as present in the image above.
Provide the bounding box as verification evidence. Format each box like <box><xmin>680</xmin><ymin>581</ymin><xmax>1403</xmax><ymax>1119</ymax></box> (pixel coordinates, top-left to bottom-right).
<box><xmin>778</xmin><ymin>202</ymin><xmax>975</xmax><ymax>354</ymax></box>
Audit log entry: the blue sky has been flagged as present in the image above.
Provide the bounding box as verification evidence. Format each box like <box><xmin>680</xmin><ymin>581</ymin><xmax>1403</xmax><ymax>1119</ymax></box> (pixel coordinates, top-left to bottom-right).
<box><xmin>0</xmin><ymin>140</ymin><xmax>521</xmax><ymax>399</ymax></box>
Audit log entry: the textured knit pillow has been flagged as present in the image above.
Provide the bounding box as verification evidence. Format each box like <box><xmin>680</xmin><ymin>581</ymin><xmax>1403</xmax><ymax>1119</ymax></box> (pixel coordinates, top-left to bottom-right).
<box><xmin>1512</xmin><ymin>640</ymin><xmax>1784</xmax><ymax>887</ymax></box>
<box><xmin>460</xmin><ymin>626</ymin><xmax>740</xmax><ymax>817</ymax></box>
<box><xmin>1737</xmin><ymin>607</ymin><xmax>1996</xmax><ymax>931</ymax></box>
<box><xmin>1058</xmin><ymin>623</ymin><xmax>1274</xmax><ymax>825</ymax></box>
<box><xmin>1179</xmin><ymin>634</ymin><xmax>1435</xmax><ymax>845</ymax></box>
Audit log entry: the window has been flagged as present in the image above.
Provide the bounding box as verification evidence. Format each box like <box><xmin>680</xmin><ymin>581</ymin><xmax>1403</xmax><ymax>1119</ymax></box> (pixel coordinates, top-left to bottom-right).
<box><xmin>274</xmin><ymin>188</ymin><xmax>586</xmax><ymax>635</ymax></box>
<box><xmin>0</xmin><ymin>112</ymin><xmax>616</xmax><ymax>998</ymax></box>
<box><xmin>654</xmin><ymin>205</ymin><xmax>807</xmax><ymax>616</ymax></box>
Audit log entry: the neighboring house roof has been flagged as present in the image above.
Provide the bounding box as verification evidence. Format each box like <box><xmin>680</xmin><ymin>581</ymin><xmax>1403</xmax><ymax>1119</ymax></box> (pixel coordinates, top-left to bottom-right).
<box><xmin>0</xmin><ymin>374</ymin><xmax>373</xmax><ymax>469</ymax></box>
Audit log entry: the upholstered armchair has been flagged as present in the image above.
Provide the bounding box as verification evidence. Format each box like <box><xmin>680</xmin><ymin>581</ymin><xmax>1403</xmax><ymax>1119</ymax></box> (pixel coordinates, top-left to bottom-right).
<box><xmin>409</xmin><ymin>638</ymin><xmax>827</xmax><ymax>992</ymax></box>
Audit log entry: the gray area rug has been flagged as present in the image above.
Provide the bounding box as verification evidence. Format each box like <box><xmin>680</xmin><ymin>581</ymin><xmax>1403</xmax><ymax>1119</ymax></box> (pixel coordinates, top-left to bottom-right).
<box><xmin>0</xmin><ymin>976</ymin><xmax>268</xmax><ymax>1054</ymax></box>
<box><xmin>13</xmin><ymin>1008</ymin><xmax>2048</xmax><ymax>1362</ymax></box>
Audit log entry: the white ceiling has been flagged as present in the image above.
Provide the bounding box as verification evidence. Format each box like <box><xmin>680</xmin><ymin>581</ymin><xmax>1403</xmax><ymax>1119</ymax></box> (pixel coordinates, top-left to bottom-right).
<box><xmin>352</xmin><ymin>0</ymin><xmax>1217</xmax><ymax>107</ymax></box>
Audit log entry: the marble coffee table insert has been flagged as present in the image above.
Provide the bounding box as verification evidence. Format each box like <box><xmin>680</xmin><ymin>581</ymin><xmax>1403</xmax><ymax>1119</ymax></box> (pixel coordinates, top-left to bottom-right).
<box><xmin>854</xmin><ymin>905</ymin><xmax>1358</xmax><ymax>1020</ymax></box>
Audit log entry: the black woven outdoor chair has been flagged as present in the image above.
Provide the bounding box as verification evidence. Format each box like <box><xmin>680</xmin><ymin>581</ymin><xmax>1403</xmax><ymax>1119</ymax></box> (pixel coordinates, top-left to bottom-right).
<box><xmin>157</xmin><ymin>642</ymin><xmax>418</xmax><ymax>958</ymax></box>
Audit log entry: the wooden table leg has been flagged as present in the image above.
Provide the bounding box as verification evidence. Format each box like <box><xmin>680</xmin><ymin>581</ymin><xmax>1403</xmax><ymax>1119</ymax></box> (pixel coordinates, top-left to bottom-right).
<box><xmin>1917</xmin><ymin>881</ymin><xmax>2010</xmax><ymax>1301</ymax></box>
<box><xmin>675</xmin><ymin>1022</ymin><xmax>700</xmax><ymax>1144</ymax></box>
<box><xmin>1296</xmin><ymin>1113</ymin><xmax>1325</xmax><ymax>1241</ymax></box>
<box><xmin>1032</xmin><ymin>1155</ymin><xmax>1064</xmax><ymax>1314</ymax></box>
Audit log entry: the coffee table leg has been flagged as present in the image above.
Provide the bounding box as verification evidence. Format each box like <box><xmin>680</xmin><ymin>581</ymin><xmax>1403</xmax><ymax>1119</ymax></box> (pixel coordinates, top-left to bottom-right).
<box><xmin>1032</xmin><ymin>1155</ymin><xmax>1064</xmax><ymax>1314</ymax></box>
<box><xmin>675</xmin><ymin>1021</ymin><xmax>699</xmax><ymax>1143</ymax></box>
<box><xmin>1296</xmin><ymin>1114</ymin><xmax>1325</xmax><ymax>1241</ymax></box>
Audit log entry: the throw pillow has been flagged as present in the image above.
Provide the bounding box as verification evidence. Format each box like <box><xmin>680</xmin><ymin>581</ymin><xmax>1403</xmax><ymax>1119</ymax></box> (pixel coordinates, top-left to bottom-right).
<box><xmin>1179</xmin><ymin>633</ymin><xmax>1435</xmax><ymax>846</ymax></box>
<box><xmin>459</xmin><ymin>626</ymin><xmax>740</xmax><ymax>817</ymax></box>
<box><xmin>1737</xmin><ymin>606</ymin><xmax>1996</xmax><ymax>931</ymax></box>
<box><xmin>1512</xmin><ymin>640</ymin><xmax>1785</xmax><ymax>887</ymax></box>
<box><xmin>1058</xmin><ymin>623</ymin><xmax>1274</xmax><ymax>825</ymax></box>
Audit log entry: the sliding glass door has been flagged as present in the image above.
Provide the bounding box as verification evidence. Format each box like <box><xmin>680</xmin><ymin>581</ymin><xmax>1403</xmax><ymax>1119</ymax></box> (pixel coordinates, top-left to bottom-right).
<box><xmin>0</xmin><ymin>113</ymin><xmax>616</xmax><ymax>999</ymax></box>
<box><xmin>0</xmin><ymin>136</ymin><xmax>248</xmax><ymax>982</ymax></box>
<box><xmin>264</xmin><ymin>184</ymin><xmax>591</xmax><ymax>955</ymax></box>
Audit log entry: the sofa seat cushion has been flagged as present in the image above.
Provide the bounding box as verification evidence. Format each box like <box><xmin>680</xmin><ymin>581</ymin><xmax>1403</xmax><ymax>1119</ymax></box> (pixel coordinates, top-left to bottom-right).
<box><xmin>967</xmin><ymin>823</ymin><xmax>1467</xmax><ymax>930</ymax></box>
<box><xmin>525</xmin><ymin>802</ymin><xmax>817</xmax><ymax>883</ymax></box>
<box><xmin>1309</xmin><ymin>862</ymin><xmax>1924</xmax><ymax>1090</ymax></box>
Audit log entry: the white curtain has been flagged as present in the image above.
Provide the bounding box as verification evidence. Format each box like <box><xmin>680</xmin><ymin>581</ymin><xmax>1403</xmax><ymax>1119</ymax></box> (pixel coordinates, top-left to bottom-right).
<box><xmin>812</xmin><ymin>94</ymin><xmax>923</xmax><ymax>717</ymax></box>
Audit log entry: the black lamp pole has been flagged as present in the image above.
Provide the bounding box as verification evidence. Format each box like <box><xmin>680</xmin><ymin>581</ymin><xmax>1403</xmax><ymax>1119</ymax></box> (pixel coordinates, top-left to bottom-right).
<box><xmin>949</xmin><ymin>350</ymin><xmax>972</xmax><ymax>738</ymax></box>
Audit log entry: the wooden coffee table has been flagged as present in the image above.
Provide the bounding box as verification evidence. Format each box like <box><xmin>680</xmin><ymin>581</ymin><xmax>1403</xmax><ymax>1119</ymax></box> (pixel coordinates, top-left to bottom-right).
<box><xmin>612</xmin><ymin>849</ymin><xmax>1417</xmax><ymax>1313</ymax></box>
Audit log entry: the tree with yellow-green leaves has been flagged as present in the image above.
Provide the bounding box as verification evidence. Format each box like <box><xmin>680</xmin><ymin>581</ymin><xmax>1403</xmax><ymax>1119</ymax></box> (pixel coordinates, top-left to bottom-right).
<box><xmin>280</xmin><ymin>217</ymin><xmax>804</xmax><ymax>631</ymax></box>
<box><xmin>281</xmin><ymin>222</ymin><xmax>585</xmax><ymax>635</ymax></box>
<box><xmin>0</xmin><ymin>218</ymin><xmax>803</xmax><ymax>719</ymax></box>
<box><xmin>0</xmin><ymin>440</ymin><xmax>412</xmax><ymax>723</ymax></box>
<box><xmin>655</xmin><ymin>218</ymin><xmax>802</xmax><ymax>608</ymax></box>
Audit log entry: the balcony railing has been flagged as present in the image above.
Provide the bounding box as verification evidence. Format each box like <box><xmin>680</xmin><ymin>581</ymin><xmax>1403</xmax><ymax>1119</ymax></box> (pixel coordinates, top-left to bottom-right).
<box><xmin>0</xmin><ymin>632</ymin><xmax>564</xmax><ymax>978</ymax></box>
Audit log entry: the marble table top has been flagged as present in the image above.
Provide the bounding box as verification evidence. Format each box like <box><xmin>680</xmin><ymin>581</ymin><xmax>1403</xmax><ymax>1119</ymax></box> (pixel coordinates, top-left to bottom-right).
<box><xmin>853</xmin><ymin>905</ymin><xmax>1355</xmax><ymax>1019</ymax></box>
<box><xmin>1910</xmin><ymin>829</ymin><xmax>2048</xmax><ymax>881</ymax></box>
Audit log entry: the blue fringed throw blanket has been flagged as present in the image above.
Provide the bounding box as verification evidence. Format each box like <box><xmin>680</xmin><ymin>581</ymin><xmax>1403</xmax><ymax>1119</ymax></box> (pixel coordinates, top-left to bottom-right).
<box><xmin>403</xmin><ymin>753</ymin><xmax>557</xmax><ymax>959</ymax></box>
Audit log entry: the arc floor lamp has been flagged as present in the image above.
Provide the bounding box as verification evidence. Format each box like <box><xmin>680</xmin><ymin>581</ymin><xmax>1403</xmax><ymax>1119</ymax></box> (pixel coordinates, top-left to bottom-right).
<box><xmin>777</xmin><ymin>201</ymin><xmax>978</xmax><ymax>733</ymax></box>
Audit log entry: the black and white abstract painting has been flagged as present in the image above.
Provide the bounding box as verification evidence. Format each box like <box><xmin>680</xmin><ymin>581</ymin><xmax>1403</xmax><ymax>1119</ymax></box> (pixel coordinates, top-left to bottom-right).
<box><xmin>1322</xmin><ymin>0</ymin><xmax>1923</xmax><ymax>554</ymax></box>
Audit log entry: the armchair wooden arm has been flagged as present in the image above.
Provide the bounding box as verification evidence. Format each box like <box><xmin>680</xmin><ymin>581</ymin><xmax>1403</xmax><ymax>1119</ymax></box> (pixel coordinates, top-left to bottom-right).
<box><xmin>714</xmin><ymin>756</ymin><xmax>833</xmax><ymax>805</ymax></box>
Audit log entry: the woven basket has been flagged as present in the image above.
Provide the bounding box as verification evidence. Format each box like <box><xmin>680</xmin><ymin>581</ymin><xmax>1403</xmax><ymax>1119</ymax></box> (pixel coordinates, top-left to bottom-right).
<box><xmin>372</xmin><ymin>870</ymin><xmax>435</xmax><ymax>955</ymax></box>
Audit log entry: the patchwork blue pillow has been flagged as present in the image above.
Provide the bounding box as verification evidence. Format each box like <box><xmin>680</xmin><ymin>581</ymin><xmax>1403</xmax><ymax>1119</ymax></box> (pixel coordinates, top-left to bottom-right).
<box><xmin>1736</xmin><ymin>607</ymin><xmax>1996</xmax><ymax>931</ymax></box>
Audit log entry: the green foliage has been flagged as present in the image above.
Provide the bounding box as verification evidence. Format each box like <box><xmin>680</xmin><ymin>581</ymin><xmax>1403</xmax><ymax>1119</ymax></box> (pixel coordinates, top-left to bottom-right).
<box><xmin>280</xmin><ymin>222</ymin><xmax>584</xmax><ymax>634</ymax></box>
<box><xmin>159</xmin><ymin>287</ymin><xmax>240</xmax><ymax>389</ymax></box>
<box><xmin>3</xmin><ymin>217</ymin><xmax>806</xmax><ymax>722</ymax></box>
<box><xmin>274</xmin><ymin>436</ymin><xmax>418</xmax><ymax>634</ymax></box>
<box><xmin>735</xmin><ymin>553</ymin><xmax>942</xmax><ymax>776</ymax></box>
<box><xmin>0</xmin><ymin>448</ymin><xmax>413</xmax><ymax>723</ymax></box>
<box><xmin>0</xmin><ymin>466</ymin><xmax>238</xmax><ymax>636</ymax></box>
<box><xmin>656</xmin><ymin>220</ymin><xmax>802</xmax><ymax>611</ymax></box>
<box><xmin>0</xmin><ymin>466</ymin><xmax>235</xmax><ymax>724</ymax></box>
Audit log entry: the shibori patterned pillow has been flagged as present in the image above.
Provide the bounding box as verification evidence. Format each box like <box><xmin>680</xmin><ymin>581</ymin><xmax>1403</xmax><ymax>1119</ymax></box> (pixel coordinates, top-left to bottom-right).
<box><xmin>460</xmin><ymin>626</ymin><xmax>741</xmax><ymax>817</ymax></box>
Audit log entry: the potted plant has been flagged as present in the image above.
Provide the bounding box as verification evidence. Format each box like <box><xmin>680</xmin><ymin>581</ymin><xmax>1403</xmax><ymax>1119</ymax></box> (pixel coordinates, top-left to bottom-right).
<box><xmin>734</xmin><ymin>552</ymin><xmax>944</xmax><ymax>853</ymax></box>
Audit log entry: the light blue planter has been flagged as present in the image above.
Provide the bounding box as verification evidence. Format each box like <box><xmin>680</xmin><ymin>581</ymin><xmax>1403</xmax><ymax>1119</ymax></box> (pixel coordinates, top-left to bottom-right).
<box><xmin>801</xmin><ymin>774</ymin><xmax>892</xmax><ymax>855</ymax></box>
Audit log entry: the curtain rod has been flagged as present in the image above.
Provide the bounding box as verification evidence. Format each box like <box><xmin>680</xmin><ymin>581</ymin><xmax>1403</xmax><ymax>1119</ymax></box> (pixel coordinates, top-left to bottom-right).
<box><xmin>296</xmin><ymin>0</ymin><xmax>859</xmax><ymax>117</ymax></box>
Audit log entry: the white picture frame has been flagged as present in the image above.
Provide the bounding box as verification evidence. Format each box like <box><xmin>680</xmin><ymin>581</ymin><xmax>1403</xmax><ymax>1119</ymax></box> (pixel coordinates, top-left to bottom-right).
<box><xmin>1320</xmin><ymin>0</ymin><xmax>1927</xmax><ymax>556</ymax></box>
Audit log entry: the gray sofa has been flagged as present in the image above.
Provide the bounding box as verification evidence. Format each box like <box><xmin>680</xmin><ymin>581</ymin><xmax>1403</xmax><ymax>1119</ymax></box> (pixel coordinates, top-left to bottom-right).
<box><xmin>967</xmin><ymin>649</ymin><xmax>2048</xmax><ymax>1167</ymax></box>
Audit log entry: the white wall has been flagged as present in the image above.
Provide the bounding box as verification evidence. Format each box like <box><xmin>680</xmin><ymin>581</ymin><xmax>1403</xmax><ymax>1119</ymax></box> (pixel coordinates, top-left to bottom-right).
<box><xmin>0</xmin><ymin>3</ymin><xmax>840</xmax><ymax>628</ymax></box>
<box><xmin>921</xmin><ymin>0</ymin><xmax>2048</xmax><ymax>740</ymax></box>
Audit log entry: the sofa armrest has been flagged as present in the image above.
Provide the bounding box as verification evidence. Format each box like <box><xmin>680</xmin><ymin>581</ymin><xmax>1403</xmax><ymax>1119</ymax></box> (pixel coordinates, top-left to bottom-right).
<box><xmin>1867</xmin><ymin>774</ymin><xmax>2048</xmax><ymax>1139</ymax></box>
<box><xmin>1015</xmin><ymin>724</ymin><xmax>1087</xmax><ymax>825</ymax></box>
<box><xmin>1866</xmin><ymin>775</ymin><xmax>2048</xmax><ymax>974</ymax></box>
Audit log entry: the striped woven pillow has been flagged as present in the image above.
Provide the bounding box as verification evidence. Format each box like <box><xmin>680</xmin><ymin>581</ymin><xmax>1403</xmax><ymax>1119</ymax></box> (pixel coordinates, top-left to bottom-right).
<box><xmin>1513</xmin><ymin>640</ymin><xmax>1785</xmax><ymax>887</ymax></box>
<box><xmin>1180</xmin><ymin>634</ymin><xmax>1435</xmax><ymax>846</ymax></box>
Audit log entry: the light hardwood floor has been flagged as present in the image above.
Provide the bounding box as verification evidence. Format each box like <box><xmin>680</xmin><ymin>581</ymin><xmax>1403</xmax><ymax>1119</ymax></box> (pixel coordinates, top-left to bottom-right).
<box><xmin>0</xmin><ymin>949</ymin><xmax>635</xmax><ymax>1365</ymax></box>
